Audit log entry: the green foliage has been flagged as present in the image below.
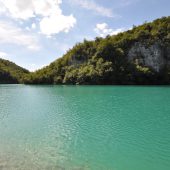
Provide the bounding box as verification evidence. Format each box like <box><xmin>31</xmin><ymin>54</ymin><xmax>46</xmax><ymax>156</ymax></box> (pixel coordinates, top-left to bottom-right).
<box><xmin>63</xmin><ymin>57</ymin><xmax>113</xmax><ymax>85</ymax></box>
<box><xmin>0</xmin><ymin>59</ymin><xmax>29</xmax><ymax>83</ymax></box>
<box><xmin>1</xmin><ymin>16</ymin><xmax>170</xmax><ymax>85</ymax></box>
<box><xmin>24</xmin><ymin>16</ymin><xmax>170</xmax><ymax>85</ymax></box>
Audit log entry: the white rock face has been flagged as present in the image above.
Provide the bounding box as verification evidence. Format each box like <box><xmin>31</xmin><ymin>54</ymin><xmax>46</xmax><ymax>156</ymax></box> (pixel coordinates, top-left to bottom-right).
<box><xmin>128</xmin><ymin>42</ymin><xmax>168</xmax><ymax>72</ymax></box>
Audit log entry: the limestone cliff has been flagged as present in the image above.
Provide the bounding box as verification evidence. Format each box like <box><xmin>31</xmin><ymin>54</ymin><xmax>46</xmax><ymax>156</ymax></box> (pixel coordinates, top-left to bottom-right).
<box><xmin>128</xmin><ymin>42</ymin><xmax>170</xmax><ymax>72</ymax></box>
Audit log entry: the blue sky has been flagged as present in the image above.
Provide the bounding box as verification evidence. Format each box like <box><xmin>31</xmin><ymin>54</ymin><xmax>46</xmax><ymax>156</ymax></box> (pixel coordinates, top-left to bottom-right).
<box><xmin>0</xmin><ymin>0</ymin><xmax>169</xmax><ymax>71</ymax></box>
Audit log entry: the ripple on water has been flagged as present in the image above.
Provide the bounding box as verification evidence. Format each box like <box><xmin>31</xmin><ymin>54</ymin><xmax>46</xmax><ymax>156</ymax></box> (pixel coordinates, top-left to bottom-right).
<box><xmin>0</xmin><ymin>85</ymin><xmax>170</xmax><ymax>170</ymax></box>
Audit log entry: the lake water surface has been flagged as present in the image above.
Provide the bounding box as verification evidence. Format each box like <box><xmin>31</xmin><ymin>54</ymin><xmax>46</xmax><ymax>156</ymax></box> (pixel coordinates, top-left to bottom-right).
<box><xmin>0</xmin><ymin>85</ymin><xmax>170</xmax><ymax>170</ymax></box>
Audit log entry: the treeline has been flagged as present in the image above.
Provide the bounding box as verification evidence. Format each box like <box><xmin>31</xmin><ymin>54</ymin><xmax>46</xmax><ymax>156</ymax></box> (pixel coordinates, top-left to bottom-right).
<box><xmin>1</xmin><ymin>16</ymin><xmax>170</xmax><ymax>85</ymax></box>
<box><xmin>0</xmin><ymin>59</ymin><xmax>29</xmax><ymax>84</ymax></box>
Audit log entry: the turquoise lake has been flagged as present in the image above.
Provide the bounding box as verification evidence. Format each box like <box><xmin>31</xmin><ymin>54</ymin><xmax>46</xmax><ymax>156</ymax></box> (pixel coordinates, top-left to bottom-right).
<box><xmin>0</xmin><ymin>85</ymin><xmax>170</xmax><ymax>170</ymax></box>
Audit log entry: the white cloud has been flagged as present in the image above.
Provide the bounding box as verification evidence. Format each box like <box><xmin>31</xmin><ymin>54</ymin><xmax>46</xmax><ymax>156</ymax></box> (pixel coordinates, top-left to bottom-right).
<box><xmin>40</xmin><ymin>14</ymin><xmax>76</xmax><ymax>36</ymax></box>
<box><xmin>0</xmin><ymin>0</ymin><xmax>61</xmax><ymax>20</ymax></box>
<box><xmin>0</xmin><ymin>0</ymin><xmax>76</xmax><ymax>36</ymax></box>
<box><xmin>94</xmin><ymin>23</ymin><xmax>124</xmax><ymax>37</ymax></box>
<box><xmin>0</xmin><ymin>21</ymin><xmax>40</xmax><ymax>50</ymax></box>
<box><xmin>31</xmin><ymin>23</ymin><xmax>36</xmax><ymax>29</ymax></box>
<box><xmin>0</xmin><ymin>0</ymin><xmax>34</xmax><ymax>20</ymax></box>
<box><xmin>70</xmin><ymin>0</ymin><xmax>115</xmax><ymax>18</ymax></box>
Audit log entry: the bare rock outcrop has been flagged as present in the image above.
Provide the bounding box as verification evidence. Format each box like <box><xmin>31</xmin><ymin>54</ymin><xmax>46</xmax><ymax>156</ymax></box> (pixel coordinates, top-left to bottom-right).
<box><xmin>128</xmin><ymin>42</ymin><xmax>170</xmax><ymax>72</ymax></box>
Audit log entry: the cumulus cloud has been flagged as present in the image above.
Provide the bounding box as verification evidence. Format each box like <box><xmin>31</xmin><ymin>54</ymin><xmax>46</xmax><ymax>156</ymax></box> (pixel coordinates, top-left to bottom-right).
<box><xmin>40</xmin><ymin>14</ymin><xmax>76</xmax><ymax>36</ymax></box>
<box><xmin>94</xmin><ymin>23</ymin><xmax>124</xmax><ymax>37</ymax></box>
<box><xmin>0</xmin><ymin>0</ymin><xmax>34</xmax><ymax>20</ymax></box>
<box><xmin>0</xmin><ymin>0</ymin><xmax>76</xmax><ymax>36</ymax></box>
<box><xmin>0</xmin><ymin>21</ymin><xmax>40</xmax><ymax>50</ymax></box>
<box><xmin>70</xmin><ymin>0</ymin><xmax>115</xmax><ymax>18</ymax></box>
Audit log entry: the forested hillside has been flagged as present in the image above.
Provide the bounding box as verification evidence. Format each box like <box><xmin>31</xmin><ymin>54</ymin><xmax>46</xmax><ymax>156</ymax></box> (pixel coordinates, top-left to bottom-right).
<box><xmin>24</xmin><ymin>16</ymin><xmax>170</xmax><ymax>85</ymax></box>
<box><xmin>0</xmin><ymin>16</ymin><xmax>170</xmax><ymax>85</ymax></box>
<box><xmin>0</xmin><ymin>59</ymin><xmax>29</xmax><ymax>83</ymax></box>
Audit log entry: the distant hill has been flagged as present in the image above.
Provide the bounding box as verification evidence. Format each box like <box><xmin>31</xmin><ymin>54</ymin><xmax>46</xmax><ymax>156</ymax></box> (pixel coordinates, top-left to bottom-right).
<box><xmin>0</xmin><ymin>59</ymin><xmax>29</xmax><ymax>84</ymax></box>
<box><xmin>0</xmin><ymin>16</ymin><xmax>170</xmax><ymax>85</ymax></box>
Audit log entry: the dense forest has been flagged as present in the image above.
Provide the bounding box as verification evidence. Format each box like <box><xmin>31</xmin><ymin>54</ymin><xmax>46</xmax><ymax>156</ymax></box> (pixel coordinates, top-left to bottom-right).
<box><xmin>0</xmin><ymin>59</ymin><xmax>29</xmax><ymax>83</ymax></box>
<box><xmin>0</xmin><ymin>16</ymin><xmax>170</xmax><ymax>85</ymax></box>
